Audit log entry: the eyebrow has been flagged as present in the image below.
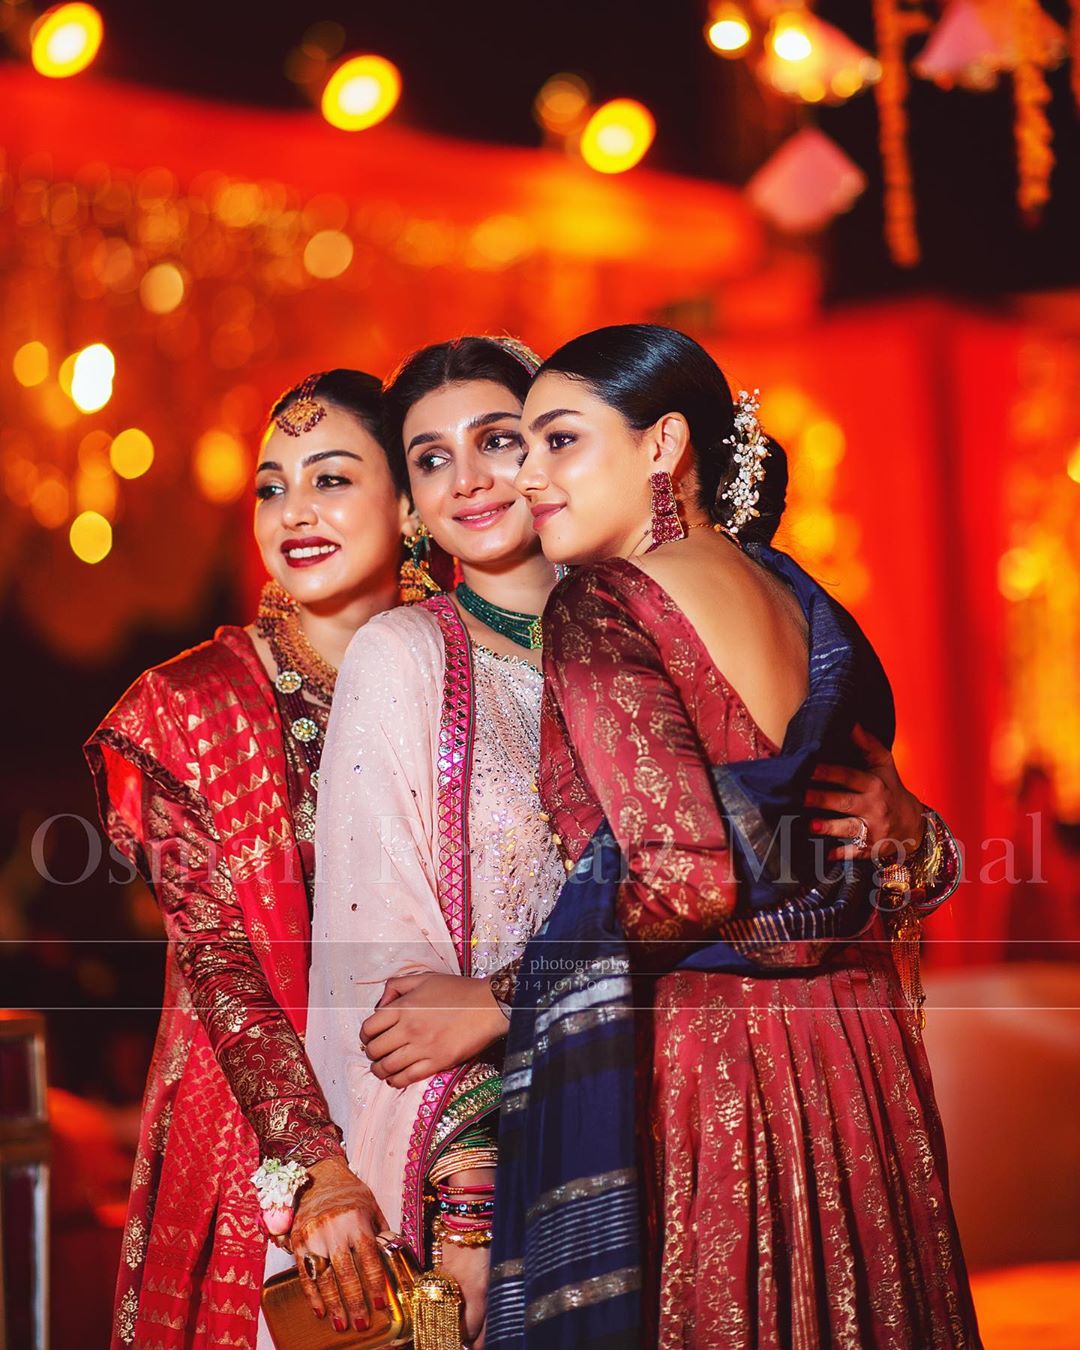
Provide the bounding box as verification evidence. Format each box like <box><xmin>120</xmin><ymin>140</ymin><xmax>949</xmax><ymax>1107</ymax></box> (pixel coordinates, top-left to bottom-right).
<box><xmin>529</xmin><ymin>408</ymin><xmax>582</xmax><ymax>433</ymax></box>
<box><xmin>406</xmin><ymin>410</ymin><xmax>521</xmax><ymax>454</ymax></box>
<box><xmin>255</xmin><ymin>449</ymin><xmax>364</xmax><ymax>473</ymax></box>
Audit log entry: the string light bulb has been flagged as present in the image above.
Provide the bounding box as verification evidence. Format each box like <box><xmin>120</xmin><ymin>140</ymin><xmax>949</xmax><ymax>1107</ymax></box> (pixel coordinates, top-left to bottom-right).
<box><xmin>770</xmin><ymin>12</ymin><xmax>814</xmax><ymax>63</ymax></box>
<box><xmin>30</xmin><ymin>3</ymin><xmax>103</xmax><ymax>79</ymax></box>
<box><xmin>705</xmin><ymin>5</ymin><xmax>752</xmax><ymax>57</ymax></box>
<box><xmin>68</xmin><ymin>342</ymin><xmax>115</xmax><ymax>413</ymax></box>
<box><xmin>579</xmin><ymin>99</ymin><xmax>656</xmax><ymax>174</ymax></box>
<box><xmin>321</xmin><ymin>55</ymin><xmax>401</xmax><ymax>131</ymax></box>
<box><xmin>69</xmin><ymin>509</ymin><xmax>112</xmax><ymax>564</ymax></box>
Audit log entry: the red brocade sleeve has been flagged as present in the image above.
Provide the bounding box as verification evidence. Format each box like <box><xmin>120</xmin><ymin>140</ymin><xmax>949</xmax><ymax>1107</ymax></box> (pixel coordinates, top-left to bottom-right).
<box><xmin>541</xmin><ymin>564</ymin><xmax>738</xmax><ymax>944</ymax></box>
<box><xmin>89</xmin><ymin>708</ymin><xmax>342</xmax><ymax>1170</ymax></box>
<box><xmin>140</xmin><ymin>780</ymin><xmax>344</xmax><ymax>1167</ymax></box>
<box><xmin>137</xmin><ymin>783</ymin><xmax>344</xmax><ymax>1171</ymax></box>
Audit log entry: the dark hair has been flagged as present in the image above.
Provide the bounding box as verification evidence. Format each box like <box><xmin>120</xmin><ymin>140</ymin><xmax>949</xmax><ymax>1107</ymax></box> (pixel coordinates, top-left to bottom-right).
<box><xmin>539</xmin><ymin>323</ymin><xmax>787</xmax><ymax>546</ymax></box>
<box><xmin>382</xmin><ymin>336</ymin><xmax>537</xmax><ymax>487</ymax></box>
<box><xmin>269</xmin><ymin>369</ymin><xmax>406</xmax><ymax>495</ymax></box>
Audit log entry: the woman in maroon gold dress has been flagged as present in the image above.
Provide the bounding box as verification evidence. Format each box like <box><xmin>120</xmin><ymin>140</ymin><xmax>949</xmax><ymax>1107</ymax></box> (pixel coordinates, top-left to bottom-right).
<box><xmin>490</xmin><ymin>326</ymin><xmax>979</xmax><ymax>1349</ymax></box>
<box><xmin>85</xmin><ymin>371</ymin><xmax>412</xmax><ymax>1349</ymax></box>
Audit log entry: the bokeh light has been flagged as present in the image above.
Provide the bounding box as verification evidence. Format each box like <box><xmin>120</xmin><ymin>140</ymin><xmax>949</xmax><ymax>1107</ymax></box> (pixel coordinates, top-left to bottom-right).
<box><xmin>321</xmin><ymin>55</ymin><xmax>401</xmax><ymax>132</ymax></box>
<box><xmin>705</xmin><ymin>6</ymin><xmax>752</xmax><ymax>56</ymax></box>
<box><xmin>69</xmin><ymin>509</ymin><xmax>112</xmax><ymax>564</ymax></box>
<box><xmin>140</xmin><ymin>262</ymin><xmax>186</xmax><ymax>314</ymax></box>
<box><xmin>30</xmin><ymin>3</ymin><xmax>103</xmax><ymax>78</ymax></box>
<box><xmin>534</xmin><ymin>73</ymin><xmax>591</xmax><ymax>135</ymax></box>
<box><xmin>998</xmin><ymin>546</ymin><xmax>1045</xmax><ymax>601</ymax></box>
<box><xmin>303</xmin><ymin>230</ymin><xmax>354</xmax><ymax>279</ymax></box>
<box><xmin>110</xmin><ymin>428</ymin><xmax>155</xmax><ymax>479</ymax></box>
<box><xmin>800</xmin><ymin>419</ymin><xmax>846</xmax><ymax>469</ymax></box>
<box><xmin>193</xmin><ymin>429</ymin><xmax>249</xmax><ymax>503</ymax></box>
<box><xmin>1067</xmin><ymin>442</ymin><xmax>1080</xmax><ymax>484</ymax></box>
<box><xmin>13</xmin><ymin>341</ymin><xmax>49</xmax><ymax>387</ymax></box>
<box><xmin>30</xmin><ymin>471</ymin><xmax>70</xmax><ymax>529</ymax></box>
<box><xmin>770</xmin><ymin>13</ymin><xmax>813</xmax><ymax>63</ymax></box>
<box><xmin>468</xmin><ymin>215</ymin><xmax>536</xmax><ymax>269</ymax></box>
<box><xmin>67</xmin><ymin>342</ymin><xmax>115</xmax><ymax>412</ymax></box>
<box><xmin>580</xmin><ymin>99</ymin><xmax>656</xmax><ymax>174</ymax></box>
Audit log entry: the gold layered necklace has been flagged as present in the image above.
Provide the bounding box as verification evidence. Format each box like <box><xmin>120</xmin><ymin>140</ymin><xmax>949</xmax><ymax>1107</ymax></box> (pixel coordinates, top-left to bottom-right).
<box><xmin>256</xmin><ymin>580</ymin><xmax>337</xmax><ymax>788</ymax></box>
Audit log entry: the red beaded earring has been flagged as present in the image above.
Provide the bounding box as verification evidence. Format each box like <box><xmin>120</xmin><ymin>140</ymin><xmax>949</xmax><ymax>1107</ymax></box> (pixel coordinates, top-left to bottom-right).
<box><xmin>647</xmin><ymin>470</ymin><xmax>685</xmax><ymax>550</ymax></box>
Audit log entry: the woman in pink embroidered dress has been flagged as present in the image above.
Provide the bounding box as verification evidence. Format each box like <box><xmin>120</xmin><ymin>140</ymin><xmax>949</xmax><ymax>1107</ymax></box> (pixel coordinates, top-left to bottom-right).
<box><xmin>294</xmin><ymin>338</ymin><xmax>566</xmax><ymax>1347</ymax></box>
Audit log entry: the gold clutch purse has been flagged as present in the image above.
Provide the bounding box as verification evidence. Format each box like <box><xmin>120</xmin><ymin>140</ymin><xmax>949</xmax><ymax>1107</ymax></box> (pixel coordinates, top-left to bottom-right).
<box><xmin>260</xmin><ymin>1232</ymin><xmax>420</xmax><ymax>1349</ymax></box>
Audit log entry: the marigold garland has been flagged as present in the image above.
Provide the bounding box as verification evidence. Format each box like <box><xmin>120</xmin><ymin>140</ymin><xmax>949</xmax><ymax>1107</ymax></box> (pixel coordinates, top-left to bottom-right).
<box><xmin>871</xmin><ymin>0</ymin><xmax>929</xmax><ymax>267</ymax></box>
<box><xmin>1012</xmin><ymin>0</ymin><xmax>1056</xmax><ymax>219</ymax></box>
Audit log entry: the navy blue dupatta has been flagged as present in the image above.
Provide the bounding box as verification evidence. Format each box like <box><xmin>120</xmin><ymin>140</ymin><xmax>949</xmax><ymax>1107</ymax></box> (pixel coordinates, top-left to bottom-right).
<box><xmin>487</xmin><ymin>546</ymin><xmax>897</xmax><ymax>1349</ymax></box>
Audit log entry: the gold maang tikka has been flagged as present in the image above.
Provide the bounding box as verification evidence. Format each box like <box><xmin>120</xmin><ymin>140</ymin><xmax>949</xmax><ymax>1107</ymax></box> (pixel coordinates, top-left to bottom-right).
<box><xmin>275</xmin><ymin>373</ymin><xmax>327</xmax><ymax>437</ymax></box>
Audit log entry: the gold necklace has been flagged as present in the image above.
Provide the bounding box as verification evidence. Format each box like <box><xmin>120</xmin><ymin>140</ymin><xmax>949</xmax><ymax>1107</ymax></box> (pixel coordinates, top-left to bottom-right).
<box><xmin>256</xmin><ymin>581</ymin><xmax>337</xmax><ymax>786</ymax></box>
<box><xmin>257</xmin><ymin>581</ymin><xmax>337</xmax><ymax>704</ymax></box>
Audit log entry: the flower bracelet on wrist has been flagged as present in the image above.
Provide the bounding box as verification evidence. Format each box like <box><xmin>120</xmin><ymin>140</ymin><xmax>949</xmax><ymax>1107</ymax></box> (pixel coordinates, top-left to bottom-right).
<box><xmin>250</xmin><ymin>1158</ymin><xmax>310</xmax><ymax>1237</ymax></box>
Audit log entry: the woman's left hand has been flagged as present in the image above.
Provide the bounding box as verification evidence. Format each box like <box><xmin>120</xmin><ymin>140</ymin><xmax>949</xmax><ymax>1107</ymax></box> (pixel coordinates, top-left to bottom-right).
<box><xmin>360</xmin><ymin>973</ymin><xmax>508</xmax><ymax>1087</ymax></box>
<box><xmin>804</xmin><ymin>723</ymin><xmax>924</xmax><ymax>861</ymax></box>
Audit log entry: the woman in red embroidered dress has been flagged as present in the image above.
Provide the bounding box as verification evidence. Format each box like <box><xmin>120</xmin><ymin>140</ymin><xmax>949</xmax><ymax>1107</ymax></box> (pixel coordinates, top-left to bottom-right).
<box><xmin>85</xmin><ymin>371</ymin><xmax>412</xmax><ymax>1350</ymax></box>
<box><xmin>509</xmin><ymin>326</ymin><xmax>980</xmax><ymax>1348</ymax></box>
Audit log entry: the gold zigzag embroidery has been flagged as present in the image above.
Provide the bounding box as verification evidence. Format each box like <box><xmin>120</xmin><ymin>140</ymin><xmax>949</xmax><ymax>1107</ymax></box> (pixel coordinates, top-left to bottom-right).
<box><xmin>217</xmin><ymin>766</ymin><xmax>273</xmax><ymax>806</ymax></box>
<box><xmin>227</xmin><ymin>826</ymin><xmax>293</xmax><ymax>879</ymax></box>
<box><xmin>224</xmin><ymin>796</ymin><xmax>285</xmax><ymax>833</ymax></box>
<box><xmin>184</xmin><ymin>692</ymin><xmax>241</xmax><ymax>730</ymax></box>
<box><xmin>206</xmin><ymin>737</ymin><xmax>261</xmax><ymax>783</ymax></box>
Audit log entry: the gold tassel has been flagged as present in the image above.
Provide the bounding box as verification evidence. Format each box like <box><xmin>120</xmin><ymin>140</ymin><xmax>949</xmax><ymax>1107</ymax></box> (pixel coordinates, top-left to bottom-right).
<box><xmin>890</xmin><ymin>910</ymin><xmax>926</xmax><ymax>1037</ymax></box>
<box><xmin>410</xmin><ymin>1270</ymin><xmax>463</xmax><ymax>1350</ymax></box>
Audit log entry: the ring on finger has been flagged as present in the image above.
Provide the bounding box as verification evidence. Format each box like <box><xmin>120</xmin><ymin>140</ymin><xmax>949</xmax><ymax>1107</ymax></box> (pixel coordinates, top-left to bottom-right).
<box><xmin>852</xmin><ymin>817</ymin><xmax>870</xmax><ymax>851</ymax></box>
<box><xmin>303</xmin><ymin>1252</ymin><xmax>332</xmax><ymax>1282</ymax></box>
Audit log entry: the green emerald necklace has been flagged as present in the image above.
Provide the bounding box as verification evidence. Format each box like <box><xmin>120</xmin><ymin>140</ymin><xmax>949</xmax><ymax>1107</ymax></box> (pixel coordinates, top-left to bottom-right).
<box><xmin>455</xmin><ymin>582</ymin><xmax>543</xmax><ymax>650</ymax></box>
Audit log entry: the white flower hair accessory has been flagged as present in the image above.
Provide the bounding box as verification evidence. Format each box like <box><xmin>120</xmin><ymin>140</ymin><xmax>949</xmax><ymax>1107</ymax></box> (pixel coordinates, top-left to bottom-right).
<box><xmin>251</xmin><ymin>1157</ymin><xmax>310</xmax><ymax>1237</ymax></box>
<box><xmin>718</xmin><ymin>388</ymin><xmax>770</xmax><ymax>536</ymax></box>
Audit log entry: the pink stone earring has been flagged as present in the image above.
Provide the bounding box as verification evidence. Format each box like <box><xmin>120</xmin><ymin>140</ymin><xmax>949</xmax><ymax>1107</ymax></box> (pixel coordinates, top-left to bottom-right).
<box><xmin>647</xmin><ymin>470</ymin><xmax>685</xmax><ymax>550</ymax></box>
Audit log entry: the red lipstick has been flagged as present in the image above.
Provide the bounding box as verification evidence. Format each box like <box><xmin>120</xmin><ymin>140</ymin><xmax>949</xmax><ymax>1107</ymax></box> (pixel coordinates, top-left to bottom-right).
<box><xmin>280</xmin><ymin>536</ymin><xmax>341</xmax><ymax>568</ymax></box>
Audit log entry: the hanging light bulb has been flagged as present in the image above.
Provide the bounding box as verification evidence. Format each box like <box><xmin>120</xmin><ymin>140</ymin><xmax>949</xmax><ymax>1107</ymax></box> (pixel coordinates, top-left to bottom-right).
<box><xmin>579</xmin><ymin>99</ymin><xmax>656</xmax><ymax>174</ymax></box>
<box><xmin>30</xmin><ymin>3</ymin><xmax>103</xmax><ymax>79</ymax></box>
<box><xmin>760</xmin><ymin>11</ymin><xmax>881</xmax><ymax>104</ymax></box>
<box><xmin>770</xmin><ymin>11</ymin><xmax>814</xmax><ymax>63</ymax></box>
<box><xmin>705</xmin><ymin>4</ymin><xmax>752</xmax><ymax>57</ymax></box>
<box><xmin>321</xmin><ymin>55</ymin><xmax>401</xmax><ymax>131</ymax></box>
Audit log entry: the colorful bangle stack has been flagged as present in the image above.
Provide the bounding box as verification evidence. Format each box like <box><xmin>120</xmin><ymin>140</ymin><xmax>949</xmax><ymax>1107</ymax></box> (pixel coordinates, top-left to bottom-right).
<box><xmin>430</xmin><ymin>1180</ymin><xmax>495</xmax><ymax>1265</ymax></box>
<box><xmin>437</xmin><ymin>1194</ymin><xmax>495</xmax><ymax>1220</ymax></box>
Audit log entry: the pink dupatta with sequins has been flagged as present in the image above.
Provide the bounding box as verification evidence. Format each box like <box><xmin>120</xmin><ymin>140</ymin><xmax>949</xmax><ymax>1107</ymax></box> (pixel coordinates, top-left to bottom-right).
<box><xmin>303</xmin><ymin>597</ymin><xmax>501</xmax><ymax>1258</ymax></box>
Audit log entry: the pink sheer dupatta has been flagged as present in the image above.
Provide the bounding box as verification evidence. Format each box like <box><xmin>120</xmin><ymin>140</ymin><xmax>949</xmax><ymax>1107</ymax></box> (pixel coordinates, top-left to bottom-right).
<box><xmin>303</xmin><ymin>602</ymin><xmax>481</xmax><ymax>1248</ymax></box>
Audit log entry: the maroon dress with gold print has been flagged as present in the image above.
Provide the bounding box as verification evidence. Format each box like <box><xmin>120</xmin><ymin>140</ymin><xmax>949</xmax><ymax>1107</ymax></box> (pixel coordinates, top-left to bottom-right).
<box><xmin>540</xmin><ymin>559</ymin><xmax>981</xmax><ymax>1350</ymax></box>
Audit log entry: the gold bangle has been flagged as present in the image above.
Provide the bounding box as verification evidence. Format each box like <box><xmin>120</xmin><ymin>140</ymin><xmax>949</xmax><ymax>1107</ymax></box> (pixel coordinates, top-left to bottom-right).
<box><xmin>434</xmin><ymin>1217</ymin><xmax>493</xmax><ymax>1248</ymax></box>
<box><xmin>910</xmin><ymin>811</ymin><xmax>945</xmax><ymax>890</ymax></box>
<box><xmin>428</xmin><ymin>1148</ymin><xmax>498</xmax><ymax>1184</ymax></box>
